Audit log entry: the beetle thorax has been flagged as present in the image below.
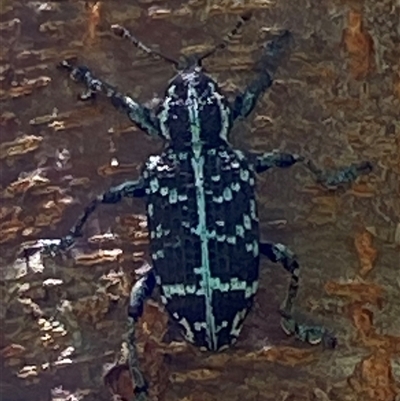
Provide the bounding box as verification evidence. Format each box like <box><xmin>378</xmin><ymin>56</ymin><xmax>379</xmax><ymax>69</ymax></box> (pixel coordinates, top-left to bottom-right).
<box><xmin>157</xmin><ymin>67</ymin><xmax>232</xmax><ymax>150</ymax></box>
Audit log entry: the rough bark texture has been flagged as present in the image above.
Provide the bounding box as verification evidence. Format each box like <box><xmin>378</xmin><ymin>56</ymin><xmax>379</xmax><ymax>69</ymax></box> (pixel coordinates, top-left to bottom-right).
<box><xmin>0</xmin><ymin>1</ymin><xmax>399</xmax><ymax>401</ymax></box>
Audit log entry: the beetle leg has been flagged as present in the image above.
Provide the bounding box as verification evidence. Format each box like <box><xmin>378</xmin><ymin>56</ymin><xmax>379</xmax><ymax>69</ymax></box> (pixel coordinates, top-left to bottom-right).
<box><xmin>248</xmin><ymin>150</ymin><xmax>304</xmax><ymax>173</ymax></box>
<box><xmin>35</xmin><ymin>178</ymin><xmax>147</xmax><ymax>257</ymax></box>
<box><xmin>79</xmin><ymin>178</ymin><xmax>146</xmax><ymax>233</ymax></box>
<box><xmin>259</xmin><ymin>241</ymin><xmax>337</xmax><ymax>348</ymax></box>
<box><xmin>70</xmin><ymin>178</ymin><xmax>146</xmax><ymax>238</ymax></box>
<box><xmin>249</xmin><ymin>151</ymin><xmax>372</xmax><ymax>188</ymax></box>
<box><xmin>231</xmin><ymin>71</ymin><xmax>273</xmax><ymax>121</ymax></box>
<box><xmin>128</xmin><ymin>268</ymin><xmax>156</xmax><ymax>321</ymax></box>
<box><xmin>231</xmin><ymin>30</ymin><xmax>292</xmax><ymax>121</ymax></box>
<box><xmin>259</xmin><ymin>242</ymin><xmax>300</xmax><ymax>314</ymax></box>
<box><xmin>125</xmin><ymin>318</ymin><xmax>148</xmax><ymax>401</ymax></box>
<box><xmin>58</xmin><ymin>60</ymin><xmax>161</xmax><ymax>138</ymax></box>
<box><xmin>125</xmin><ymin>269</ymin><xmax>156</xmax><ymax>401</ymax></box>
<box><xmin>99</xmin><ymin>179</ymin><xmax>147</xmax><ymax>204</ymax></box>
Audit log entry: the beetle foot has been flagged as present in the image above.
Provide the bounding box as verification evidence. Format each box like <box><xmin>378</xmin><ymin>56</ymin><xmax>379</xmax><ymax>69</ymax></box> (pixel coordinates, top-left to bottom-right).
<box><xmin>21</xmin><ymin>234</ymin><xmax>76</xmax><ymax>269</ymax></box>
<box><xmin>134</xmin><ymin>382</ymin><xmax>149</xmax><ymax>398</ymax></box>
<box><xmin>305</xmin><ymin>159</ymin><xmax>373</xmax><ymax>188</ymax></box>
<box><xmin>321</xmin><ymin>331</ymin><xmax>337</xmax><ymax>349</ymax></box>
<box><xmin>58</xmin><ymin>60</ymin><xmax>88</xmax><ymax>83</ymax></box>
<box><xmin>58</xmin><ymin>60</ymin><xmax>102</xmax><ymax>101</ymax></box>
<box><xmin>259</xmin><ymin>29</ymin><xmax>293</xmax><ymax>75</ymax></box>
<box><xmin>111</xmin><ymin>24</ymin><xmax>128</xmax><ymax>39</ymax></box>
<box><xmin>57</xmin><ymin>59</ymin><xmax>75</xmax><ymax>72</ymax></box>
<box><xmin>78</xmin><ymin>88</ymin><xmax>96</xmax><ymax>101</ymax></box>
<box><xmin>280</xmin><ymin>316</ymin><xmax>337</xmax><ymax>348</ymax></box>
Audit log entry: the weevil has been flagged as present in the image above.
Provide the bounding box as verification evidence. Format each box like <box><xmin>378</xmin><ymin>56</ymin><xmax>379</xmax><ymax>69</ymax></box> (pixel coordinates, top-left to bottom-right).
<box><xmin>30</xmin><ymin>13</ymin><xmax>372</xmax><ymax>400</ymax></box>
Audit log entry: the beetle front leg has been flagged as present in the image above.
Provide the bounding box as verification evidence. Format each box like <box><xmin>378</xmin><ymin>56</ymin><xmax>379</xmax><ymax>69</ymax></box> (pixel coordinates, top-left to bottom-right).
<box><xmin>259</xmin><ymin>241</ymin><xmax>337</xmax><ymax>349</ymax></box>
<box><xmin>58</xmin><ymin>60</ymin><xmax>161</xmax><ymax>138</ymax></box>
<box><xmin>231</xmin><ymin>72</ymin><xmax>273</xmax><ymax>121</ymax></box>
<box><xmin>231</xmin><ymin>30</ymin><xmax>292</xmax><ymax>120</ymax></box>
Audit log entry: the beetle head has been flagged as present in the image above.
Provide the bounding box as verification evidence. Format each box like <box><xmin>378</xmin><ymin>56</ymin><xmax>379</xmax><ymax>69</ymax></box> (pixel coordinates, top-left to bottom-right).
<box><xmin>157</xmin><ymin>62</ymin><xmax>232</xmax><ymax>148</ymax></box>
<box><xmin>155</xmin><ymin>13</ymin><xmax>252</xmax><ymax>147</ymax></box>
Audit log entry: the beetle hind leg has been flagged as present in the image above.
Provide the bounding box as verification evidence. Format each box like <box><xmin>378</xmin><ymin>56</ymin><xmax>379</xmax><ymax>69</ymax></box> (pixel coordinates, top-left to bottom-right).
<box><xmin>106</xmin><ymin>267</ymin><xmax>156</xmax><ymax>401</ymax></box>
<box><xmin>259</xmin><ymin>241</ymin><xmax>337</xmax><ymax>349</ymax></box>
<box><xmin>279</xmin><ymin>315</ymin><xmax>337</xmax><ymax>349</ymax></box>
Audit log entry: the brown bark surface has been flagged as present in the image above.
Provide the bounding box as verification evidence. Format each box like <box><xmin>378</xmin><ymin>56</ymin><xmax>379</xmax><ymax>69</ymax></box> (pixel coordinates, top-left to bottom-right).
<box><xmin>1</xmin><ymin>1</ymin><xmax>399</xmax><ymax>401</ymax></box>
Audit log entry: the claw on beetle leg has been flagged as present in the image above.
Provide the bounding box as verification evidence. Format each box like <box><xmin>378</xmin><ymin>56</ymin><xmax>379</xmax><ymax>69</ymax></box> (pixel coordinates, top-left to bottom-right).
<box><xmin>21</xmin><ymin>235</ymin><xmax>76</xmax><ymax>269</ymax></box>
<box><xmin>57</xmin><ymin>59</ymin><xmax>74</xmax><ymax>72</ymax></box>
<box><xmin>78</xmin><ymin>88</ymin><xmax>96</xmax><ymax>101</ymax></box>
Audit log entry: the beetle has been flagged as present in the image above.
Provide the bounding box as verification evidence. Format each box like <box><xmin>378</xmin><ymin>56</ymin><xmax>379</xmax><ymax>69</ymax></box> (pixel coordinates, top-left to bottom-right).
<box><xmin>32</xmin><ymin>12</ymin><xmax>372</xmax><ymax>400</ymax></box>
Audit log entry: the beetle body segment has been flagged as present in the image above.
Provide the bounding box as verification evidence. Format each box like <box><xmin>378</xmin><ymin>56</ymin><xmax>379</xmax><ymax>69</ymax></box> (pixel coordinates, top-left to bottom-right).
<box><xmin>143</xmin><ymin>143</ymin><xmax>259</xmax><ymax>351</ymax></box>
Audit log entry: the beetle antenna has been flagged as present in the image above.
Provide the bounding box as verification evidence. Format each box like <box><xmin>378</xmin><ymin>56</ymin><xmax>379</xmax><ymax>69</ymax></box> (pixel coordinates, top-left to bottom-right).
<box><xmin>111</xmin><ymin>24</ymin><xmax>180</xmax><ymax>68</ymax></box>
<box><xmin>198</xmin><ymin>11</ymin><xmax>253</xmax><ymax>64</ymax></box>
